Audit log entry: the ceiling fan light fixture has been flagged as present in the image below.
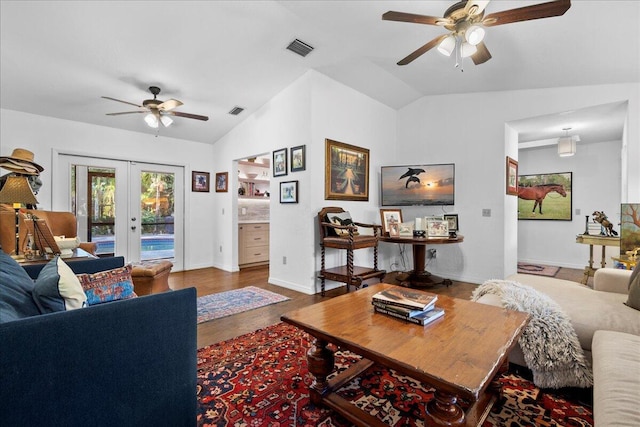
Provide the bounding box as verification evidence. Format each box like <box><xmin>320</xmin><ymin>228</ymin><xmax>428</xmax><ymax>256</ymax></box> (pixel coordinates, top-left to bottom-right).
<box><xmin>460</xmin><ymin>41</ymin><xmax>477</xmax><ymax>58</ymax></box>
<box><xmin>160</xmin><ymin>115</ymin><xmax>173</xmax><ymax>127</ymax></box>
<box><xmin>144</xmin><ymin>113</ymin><xmax>159</xmax><ymax>128</ymax></box>
<box><xmin>437</xmin><ymin>35</ymin><xmax>456</xmax><ymax>56</ymax></box>
<box><xmin>465</xmin><ymin>25</ymin><xmax>485</xmax><ymax>46</ymax></box>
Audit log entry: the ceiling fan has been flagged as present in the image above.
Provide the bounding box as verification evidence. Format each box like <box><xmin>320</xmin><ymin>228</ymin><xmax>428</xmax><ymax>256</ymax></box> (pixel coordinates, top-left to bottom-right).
<box><xmin>383</xmin><ymin>0</ymin><xmax>571</xmax><ymax>67</ymax></box>
<box><xmin>102</xmin><ymin>86</ymin><xmax>209</xmax><ymax>128</ymax></box>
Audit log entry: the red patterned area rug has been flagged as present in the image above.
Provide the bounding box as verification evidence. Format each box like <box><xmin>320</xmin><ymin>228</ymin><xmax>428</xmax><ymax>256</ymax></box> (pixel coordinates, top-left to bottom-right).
<box><xmin>197</xmin><ymin>322</ymin><xmax>593</xmax><ymax>426</ymax></box>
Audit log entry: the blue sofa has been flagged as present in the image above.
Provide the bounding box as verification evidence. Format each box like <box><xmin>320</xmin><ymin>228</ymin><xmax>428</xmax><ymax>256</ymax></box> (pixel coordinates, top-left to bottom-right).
<box><xmin>0</xmin><ymin>254</ymin><xmax>197</xmax><ymax>426</ymax></box>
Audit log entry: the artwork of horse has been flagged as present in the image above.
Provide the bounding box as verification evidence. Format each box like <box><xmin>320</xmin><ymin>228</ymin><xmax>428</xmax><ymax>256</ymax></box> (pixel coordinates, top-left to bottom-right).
<box><xmin>517</xmin><ymin>184</ymin><xmax>566</xmax><ymax>215</ymax></box>
<box><xmin>592</xmin><ymin>211</ymin><xmax>618</xmax><ymax>236</ymax></box>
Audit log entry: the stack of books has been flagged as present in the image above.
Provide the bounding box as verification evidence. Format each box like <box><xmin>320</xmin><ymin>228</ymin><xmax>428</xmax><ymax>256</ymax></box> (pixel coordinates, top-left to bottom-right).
<box><xmin>371</xmin><ymin>286</ymin><xmax>444</xmax><ymax>326</ymax></box>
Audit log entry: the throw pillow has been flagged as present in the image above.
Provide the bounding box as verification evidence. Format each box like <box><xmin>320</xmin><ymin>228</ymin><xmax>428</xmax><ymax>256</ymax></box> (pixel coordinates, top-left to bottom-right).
<box><xmin>625</xmin><ymin>266</ymin><xmax>640</xmax><ymax>310</ymax></box>
<box><xmin>0</xmin><ymin>250</ymin><xmax>41</xmax><ymax>323</ymax></box>
<box><xmin>32</xmin><ymin>256</ymin><xmax>87</xmax><ymax>313</ymax></box>
<box><xmin>77</xmin><ymin>264</ymin><xmax>137</xmax><ymax>306</ymax></box>
<box><xmin>328</xmin><ymin>212</ymin><xmax>358</xmax><ymax>237</ymax></box>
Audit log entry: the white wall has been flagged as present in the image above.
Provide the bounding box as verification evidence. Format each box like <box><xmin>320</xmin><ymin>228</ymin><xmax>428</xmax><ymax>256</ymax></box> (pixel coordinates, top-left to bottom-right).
<box><xmin>212</xmin><ymin>70</ymin><xmax>396</xmax><ymax>294</ymax></box>
<box><xmin>518</xmin><ymin>139</ymin><xmax>622</xmax><ymax>268</ymax></box>
<box><xmin>397</xmin><ymin>83</ymin><xmax>639</xmax><ymax>284</ymax></box>
<box><xmin>0</xmin><ymin>108</ymin><xmax>215</xmax><ymax>270</ymax></box>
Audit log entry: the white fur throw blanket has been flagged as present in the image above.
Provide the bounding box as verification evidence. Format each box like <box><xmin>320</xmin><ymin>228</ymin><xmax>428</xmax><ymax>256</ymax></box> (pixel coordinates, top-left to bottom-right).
<box><xmin>471</xmin><ymin>280</ymin><xmax>593</xmax><ymax>389</ymax></box>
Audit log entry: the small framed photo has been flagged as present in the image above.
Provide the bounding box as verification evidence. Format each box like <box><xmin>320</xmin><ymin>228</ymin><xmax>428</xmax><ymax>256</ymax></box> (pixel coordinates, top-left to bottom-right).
<box><xmin>215</xmin><ymin>172</ymin><xmax>228</xmax><ymax>193</ymax></box>
<box><xmin>279</xmin><ymin>180</ymin><xmax>298</xmax><ymax>204</ymax></box>
<box><xmin>427</xmin><ymin>219</ymin><xmax>450</xmax><ymax>237</ymax></box>
<box><xmin>290</xmin><ymin>145</ymin><xmax>306</xmax><ymax>172</ymax></box>
<box><xmin>273</xmin><ymin>148</ymin><xmax>288</xmax><ymax>177</ymax></box>
<box><xmin>398</xmin><ymin>222</ymin><xmax>414</xmax><ymax>237</ymax></box>
<box><xmin>443</xmin><ymin>214</ymin><xmax>459</xmax><ymax>231</ymax></box>
<box><xmin>380</xmin><ymin>209</ymin><xmax>403</xmax><ymax>236</ymax></box>
<box><xmin>506</xmin><ymin>156</ymin><xmax>518</xmax><ymax>196</ymax></box>
<box><xmin>192</xmin><ymin>171</ymin><xmax>210</xmax><ymax>192</ymax></box>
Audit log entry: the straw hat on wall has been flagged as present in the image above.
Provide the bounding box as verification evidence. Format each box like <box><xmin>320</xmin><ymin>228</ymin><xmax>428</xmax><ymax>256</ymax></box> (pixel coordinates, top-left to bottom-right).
<box><xmin>0</xmin><ymin>148</ymin><xmax>44</xmax><ymax>175</ymax></box>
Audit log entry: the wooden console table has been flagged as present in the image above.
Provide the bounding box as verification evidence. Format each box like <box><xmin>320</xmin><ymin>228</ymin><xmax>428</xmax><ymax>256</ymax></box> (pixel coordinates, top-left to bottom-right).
<box><xmin>379</xmin><ymin>235</ymin><xmax>463</xmax><ymax>287</ymax></box>
<box><xmin>575</xmin><ymin>235</ymin><xmax>620</xmax><ymax>284</ymax></box>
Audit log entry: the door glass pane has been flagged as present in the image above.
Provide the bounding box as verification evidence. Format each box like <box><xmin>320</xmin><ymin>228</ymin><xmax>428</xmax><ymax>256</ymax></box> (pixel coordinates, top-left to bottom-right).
<box><xmin>140</xmin><ymin>171</ymin><xmax>175</xmax><ymax>261</ymax></box>
<box><xmin>89</xmin><ymin>169</ymin><xmax>116</xmax><ymax>256</ymax></box>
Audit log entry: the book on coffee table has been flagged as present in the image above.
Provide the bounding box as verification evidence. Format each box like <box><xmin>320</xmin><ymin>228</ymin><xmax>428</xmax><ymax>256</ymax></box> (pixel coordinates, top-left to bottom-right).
<box><xmin>371</xmin><ymin>286</ymin><xmax>437</xmax><ymax>311</ymax></box>
<box><xmin>373</xmin><ymin>304</ymin><xmax>445</xmax><ymax>326</ymax></box>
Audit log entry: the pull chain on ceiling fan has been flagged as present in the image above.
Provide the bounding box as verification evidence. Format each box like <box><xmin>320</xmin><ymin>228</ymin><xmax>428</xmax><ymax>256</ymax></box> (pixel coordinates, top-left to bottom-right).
<box><xmin>383</xmin><ymin>0</ymin><xmax>571</xmax><ymax>69</ymax></box>
<box><xmin>102</xmin><ymin>86</ymin><xmax>209</xmax><ymax>129</ymax></box>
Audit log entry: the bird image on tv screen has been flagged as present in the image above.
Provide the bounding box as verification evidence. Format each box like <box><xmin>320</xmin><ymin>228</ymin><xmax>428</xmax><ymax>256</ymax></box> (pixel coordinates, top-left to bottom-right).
<box><xmin>381</xmin><ymin>164</ymin><xmax>455</xmax><ymax>206</ymax></box>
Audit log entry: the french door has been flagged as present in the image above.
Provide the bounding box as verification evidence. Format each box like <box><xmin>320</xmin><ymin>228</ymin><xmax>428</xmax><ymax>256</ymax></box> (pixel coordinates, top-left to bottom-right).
<box><xmin>54</xmin><ymin>154</ymin><xmax>184</xmax><ymax>270</ymax></box>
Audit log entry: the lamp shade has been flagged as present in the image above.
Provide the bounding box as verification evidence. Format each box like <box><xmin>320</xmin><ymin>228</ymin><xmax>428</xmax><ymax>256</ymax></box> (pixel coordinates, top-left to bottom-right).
<box><xmin>144</xmin><ymin>113</ymin><xmax>159</xmax><ymax>128</ymax></box>
<box><xmin>0</xmin><ymin>175</ymin><xmax>39</xmax><ymax>205</ymax></box>
<box><xmin>465</xmin><ymin>25</ymin><xmax>485</xmax><ymax>46</ymax></box>
<box><xmin>557</xmin><ymin>136</ymin><xmax>576</xmax><ymax>157</ymax></box>
<box><xmin>160</xmin><ymin>115</ymin><xmax>173</xmax><ymax>127</ymax></box>
<box><xmin>460</xmin><ymin>42</ymin><xmax>477</xmax><ymax>58</ymax></box>
<box><xmin>437</xmin><ymin>35</ymin><xmax>456</xmax><ymax>56</ymax></box>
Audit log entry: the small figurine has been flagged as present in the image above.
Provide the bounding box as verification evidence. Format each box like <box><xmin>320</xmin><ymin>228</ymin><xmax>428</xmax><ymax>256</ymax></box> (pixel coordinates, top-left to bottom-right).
<box><xmin>592</xmin><ymin>211</ymin><xmax>618</xmax><ymax>237</ymax></box>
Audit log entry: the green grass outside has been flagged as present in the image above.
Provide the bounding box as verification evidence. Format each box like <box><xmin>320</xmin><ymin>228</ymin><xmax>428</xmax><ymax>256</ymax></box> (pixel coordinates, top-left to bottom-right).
<box><xmin>518</xmin><ymin>191</ymin><xmax>572</xmax><ymax>220</ymax></box>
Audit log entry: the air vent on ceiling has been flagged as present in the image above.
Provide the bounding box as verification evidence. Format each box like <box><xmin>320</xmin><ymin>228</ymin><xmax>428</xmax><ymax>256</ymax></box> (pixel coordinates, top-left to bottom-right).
<box><xmin>228</xmin><ymin>106</ymin><xmax>244</xmax><ymax>116</ymax></box>
<box><xmin>286</xmin><ymin>39</ymin><xmax>314</xmax><ymax>57</ymax></box>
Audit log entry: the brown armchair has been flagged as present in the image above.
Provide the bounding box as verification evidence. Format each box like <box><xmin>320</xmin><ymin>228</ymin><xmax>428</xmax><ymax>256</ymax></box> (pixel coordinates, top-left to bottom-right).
<box><xmin>0</xmin><ymin>206</ymin><xmax>97</xmax><ymax>256</ymax></box>
<box><xmin>317</xmin><ymin>207</ymin><xmax>385</xmax><ymax>296</ymax></box>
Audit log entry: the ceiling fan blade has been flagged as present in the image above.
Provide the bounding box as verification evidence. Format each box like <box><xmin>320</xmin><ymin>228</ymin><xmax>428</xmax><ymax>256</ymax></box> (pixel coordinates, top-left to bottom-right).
<box><xmin>106</xmin><ymin>111</ymin><xmax>146</xmax><ymax>116</ymax></box>
<box><xmin>397</xmin><ymin>34</ymin><xmax>448</xmax><ymax>66</ymax></box>
<box><xmin>158</xmin><ymin>99</ymin><xmax>183</xmax><ymax>111</ymax></box>
<box><xmin>465</xmin><ymin>1</ymin><xmax>491</xmax><ymax>16</ymax></box>
<box><xmin>471</xmin><ymin>42</ymin><xmax>492</xmax><ymax>65</ymax></box>
<box><xmin>382</xmin><ymin>11</ymin><xmax>449</xmax><ymax>26</ymax></box>
<box><xmin>168</xmin><ymin>111</ymin><xmax>209</xmax><ymax>121</ymax></box>
<box><xmin>483</xmin><ymin>0</ymin><xmax>570</xmax><ymax>27</ymax></box>
<box><xmin>101</xmin><ymin>96</ymin><xmax>144</xmax><ymax>108</ymax></box>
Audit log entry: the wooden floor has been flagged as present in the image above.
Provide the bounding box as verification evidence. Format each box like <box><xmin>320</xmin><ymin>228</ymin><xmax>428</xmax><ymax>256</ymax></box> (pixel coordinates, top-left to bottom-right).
<box><xmin>169</xmin><ymin>266</ymin><xmax>585</xmax><ymax>348</ymax></box>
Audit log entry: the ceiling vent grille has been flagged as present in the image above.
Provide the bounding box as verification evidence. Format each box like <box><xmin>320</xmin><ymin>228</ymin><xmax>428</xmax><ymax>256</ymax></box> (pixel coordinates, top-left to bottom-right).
<box><xmin>286</xmin><ymin>39</ymin><xmax>314</xmax><ymax>57</ymax></box>
<box><xmin>228</xmin><ymin>106</ymin><xmax>244</xmax><ymax>115</ymax></box>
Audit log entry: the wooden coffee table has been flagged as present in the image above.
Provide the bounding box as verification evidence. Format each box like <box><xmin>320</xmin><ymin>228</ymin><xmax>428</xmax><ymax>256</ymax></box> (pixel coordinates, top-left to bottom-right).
<box><xmin>281</xmin><ymin>283</ymin><xmax>529</xmax><ymax>426</ymax></box>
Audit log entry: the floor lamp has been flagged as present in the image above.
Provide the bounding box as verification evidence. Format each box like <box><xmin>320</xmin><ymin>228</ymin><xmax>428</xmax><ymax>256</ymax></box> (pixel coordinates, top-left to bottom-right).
<box><xmin>0</xmin><ymin>175</ymin><xmax>39</xmax><ymax>258</ymax></box>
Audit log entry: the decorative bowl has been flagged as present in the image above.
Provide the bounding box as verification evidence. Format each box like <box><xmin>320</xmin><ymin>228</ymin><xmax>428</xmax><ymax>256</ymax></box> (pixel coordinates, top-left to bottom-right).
<box><xmin>246</xmin><ymin>173</ymin><xmax>258</xmax><ymax>179</ymax></box>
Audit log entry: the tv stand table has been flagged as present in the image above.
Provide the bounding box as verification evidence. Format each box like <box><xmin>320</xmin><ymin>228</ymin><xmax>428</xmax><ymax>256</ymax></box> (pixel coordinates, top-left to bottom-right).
<box><xmin>380</xmin><ymin>235</ymin><xmax>463</xmax><ymax>288</ymax></box>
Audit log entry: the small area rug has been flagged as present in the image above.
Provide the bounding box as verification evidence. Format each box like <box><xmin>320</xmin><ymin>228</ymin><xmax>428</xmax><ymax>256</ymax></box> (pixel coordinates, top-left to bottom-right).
<box><xmin>196</xmin><ymin>322</ymin><xmax>593</xmax><ymax>426</ymax></box>
<box><xmin>196</xmin><ymin>286</ymin><xmax>290</xmax><ymax>324</ymax></box>
<box><xmin>518</xmin><ymin>262</ymin><xmax>560</xmax><ymax>277</ymax></box>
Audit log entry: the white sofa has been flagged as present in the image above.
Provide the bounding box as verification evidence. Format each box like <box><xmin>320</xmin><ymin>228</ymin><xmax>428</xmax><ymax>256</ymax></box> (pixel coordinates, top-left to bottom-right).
<box><xmin>476</xmin><ymin>268</ymin><xmax>640</xmax><ymax>426</ymax></box>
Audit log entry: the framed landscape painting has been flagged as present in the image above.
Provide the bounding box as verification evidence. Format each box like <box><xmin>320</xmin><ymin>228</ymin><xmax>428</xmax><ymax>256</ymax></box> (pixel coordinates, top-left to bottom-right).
<box><xmin>620</xmin><ymin>203</ymin><xmax>640</xmax><ymax>255</ymax></box>
<box><xmin>518</xmin><ymin>172</ymin><xmax>572</xmax><ymax>220</ymax></box>
<box><xmin>325</xmin><ymin>139</ymin><xmax>369</xmax><ymax>201</ymax></box>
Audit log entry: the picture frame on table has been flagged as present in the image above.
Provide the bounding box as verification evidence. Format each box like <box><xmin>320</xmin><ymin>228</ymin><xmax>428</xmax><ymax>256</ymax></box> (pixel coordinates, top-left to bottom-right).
<box><xmin>215</xmin><ymin>172</ymin><xmax>228</xmax><ymax>193</ymax></box>
<box><xmin>273</xmin><ymin>148</ymin><xmax>288</xmax><ymax>177</ymax></box>
<box><xmin>380</xmin><ymin>209</ymin><xmax>403</xmax><ymax>236</ymax></box>
<box><xmin>290</xmin><ymin>145</ymin><xmax>306</xmax><ymax>172</ymax></box>
<box><xmin>192</xmin><ymin>171</ymin><xmax>210</xmax><ymax>192</ymax></box>
<box><xmin>279</xmin><ymin>180</ymin><xmax>298</xmax><ymax>204</ymax></box>
<box><xmin>398</xmin><ymin>222</ymin><xmax>414</xmax><ymax>237</ymax></box>
<box><xmin>443</xmin><ymin>214</ymin><xmax>459</xmax><ymax>231</ymax></box>
<box><xmin>427</xmin><ymin>219</ymin><xmax>450</xmax><ymax>237</ymax></box>
<box><xmin>506</xmin><ymin>156</ymin><xmax>518</xmax><ymax>196</ymax></box>
<box><xmin>325</xmin><ymin>138</ymin><xmax>369</xmax><ymax>201</ymax></box>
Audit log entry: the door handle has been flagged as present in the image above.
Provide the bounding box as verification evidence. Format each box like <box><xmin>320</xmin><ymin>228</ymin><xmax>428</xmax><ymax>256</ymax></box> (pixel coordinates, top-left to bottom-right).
<box><xmin>131</xmin><ymin>226</ymin><xmax>137</xmax><ymax>231</ymax></box>
<box><xmin>131</xmin><ymin>217</ymin><xmax>136</xmax><ymax>221</ymax></box>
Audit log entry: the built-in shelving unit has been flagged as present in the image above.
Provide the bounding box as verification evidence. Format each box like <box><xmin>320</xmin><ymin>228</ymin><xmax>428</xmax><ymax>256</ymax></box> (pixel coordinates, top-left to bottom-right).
<box><xmin>238</xmin><ymin>159</ymin><xmax>270</xmax><ymax>198</ymax></box>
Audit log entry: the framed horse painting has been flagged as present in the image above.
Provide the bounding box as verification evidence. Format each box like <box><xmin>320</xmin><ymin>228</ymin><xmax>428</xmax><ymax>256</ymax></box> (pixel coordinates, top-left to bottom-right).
<box><xmin>517</xmin><ymin>172</ymin><xmax>572</xmax><ymax>220</ymax></box>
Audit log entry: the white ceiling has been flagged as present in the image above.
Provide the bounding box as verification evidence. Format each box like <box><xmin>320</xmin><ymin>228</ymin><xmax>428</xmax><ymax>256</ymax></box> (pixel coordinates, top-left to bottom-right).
<box><xmin>1</xmin><ymin>1</ymin><xmax>638</xmax><ymax>145</ymax></box>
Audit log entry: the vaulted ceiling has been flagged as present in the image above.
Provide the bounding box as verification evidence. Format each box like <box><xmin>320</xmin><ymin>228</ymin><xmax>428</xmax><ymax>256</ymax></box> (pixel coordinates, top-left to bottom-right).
<box><xmin>1</xmin><ymin>1</ymin><xmax>638</xmax><ymax>145</ymax></box>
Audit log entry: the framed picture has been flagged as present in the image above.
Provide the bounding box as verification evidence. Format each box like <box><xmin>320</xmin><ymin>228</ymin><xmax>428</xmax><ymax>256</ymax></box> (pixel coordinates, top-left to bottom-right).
<box><xmin>290</xmin><ymin>145</ymin><xmax>306</xmax><ymax>172</ymax></box>
<box><xmin>273</xmin><ymin>148</ymin><xmax>288</xmax><ymax>177</ymax></box>
<box><xmin>398</xmin><ymin>222</ymin><xmax>414</xmax><ymax>237</ymax></box>
<box><xmin>325</xmin><ymin>138</ymin><xmax>369</xmax><ymax>201</ymax></box>
<box><xmin>192</xmin><ymin>171</ymin><xmax>210</xmax><ymax>192</ymax></box>
<box><xmin>518</xmin><ymin>172</ymin><xmax>572</xmax><ymax>220</ymax></box>
<box><xmin>279</xmin><ymin>180</ymin><xmax>298</xmax><ymax>204</ymax></box>
<box><xmin>215</xmin><ymin>172</ymin><xmax>228</xmax><ymax>193</ymax></box>
<box><xmin>427</xmin><ymin>219</ymin><xmax>450</xmax><ymax>237</ymax></box>
<box><xmin>444</xmin><ymin>214</ymin><xmax>459</xmax><ymax>231</ymax></box>
<box><xmin>620</xmin><ymin>203</ymin><xmax>640</xmax><ymax>255</ymax></box>
<box><xmin>506</xmin><ymin>156</ymin><xmax>518</xmax><ymax>196</ymax></box>
<box><xmin>24</xmin><ymin>217</ymin><xmax>61</xmax><ymax>255</ymax></box>
<box><xmin>380</xmin><ymin>209</ymin><xmax>403</xmax><ymax>236</ymax></box>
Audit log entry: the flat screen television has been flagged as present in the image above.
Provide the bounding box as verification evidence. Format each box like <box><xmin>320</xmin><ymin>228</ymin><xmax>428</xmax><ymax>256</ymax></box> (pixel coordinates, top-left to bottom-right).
<box><xmin>381</xmin><ymin>164</ymin><xmax>455</xmax><ymax>206</ymax></box>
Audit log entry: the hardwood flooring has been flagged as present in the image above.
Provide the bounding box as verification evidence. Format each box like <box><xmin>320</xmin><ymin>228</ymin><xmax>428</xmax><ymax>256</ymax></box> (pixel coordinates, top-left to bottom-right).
<box><xmin>169</xmin><ymin>266</ymin><xmax>585</xmax><ymax>348</ymax></box>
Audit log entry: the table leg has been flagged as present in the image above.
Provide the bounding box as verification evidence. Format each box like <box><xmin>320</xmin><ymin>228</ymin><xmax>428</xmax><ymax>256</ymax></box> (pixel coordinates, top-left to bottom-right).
<box><xmin>600</xmin><ymin>245</ymin><xmax>607</xmax><ymax>269</ymax></box>
<box><xmin>405</xmin><ymin>244</ymin><xmax>452</xmax><ymax>288</ymax></box>
<box><xmin>306</xmin><ymin>338</ymin><xmax>335</xmax><ymax>405</ymax></box>
<box><xmin>425</xmin><ymin>389</ymin><xmax>465</xmax><ymax>426</ymax></box>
